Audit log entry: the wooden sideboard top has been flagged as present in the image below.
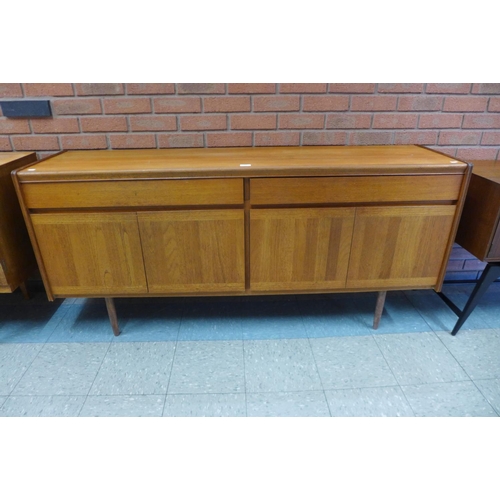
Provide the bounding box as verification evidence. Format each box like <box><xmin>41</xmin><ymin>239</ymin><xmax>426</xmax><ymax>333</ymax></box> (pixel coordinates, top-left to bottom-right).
<box><xmin>0</xmin><ymin>152</ymin><xmax>36</xmax><ymax>169</ymax></box>
<box><xmin>470</xmin><ymin>160</ymin><xmax>500</xmax><ymax>184</ymax></box>
<box><xmin>15</xmin><ymin>145</ymin><xmax>468</xmax><ymax>181</ymax></box>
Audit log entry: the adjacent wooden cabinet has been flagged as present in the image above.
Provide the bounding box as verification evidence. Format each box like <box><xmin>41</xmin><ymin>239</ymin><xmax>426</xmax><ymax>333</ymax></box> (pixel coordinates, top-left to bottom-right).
<box><xmin>440</xmin><ymin>160</ymin><xmax>500</xmax><ymax>335</ymax></box>
<box><xmin>456</xmin><ymin>161</ymin><xmax>500</xmax><ymax>261</ymax></box>
<box><xmin>0</xmin><ymin>152</ymin><xmax>38</xmax><ymax>295</ymax></box>
<box><xmin>12</xmin><ymin>145</ymin><xmax>471</xmax><ymax>334</ymax></box>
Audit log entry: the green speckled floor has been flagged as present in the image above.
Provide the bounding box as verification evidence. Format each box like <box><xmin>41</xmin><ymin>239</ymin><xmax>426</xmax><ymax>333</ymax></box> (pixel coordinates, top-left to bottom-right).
<box><xmin>1</xmin><ymin>283</ymin><xmax>499</xmax><ymax>416</ymax></box>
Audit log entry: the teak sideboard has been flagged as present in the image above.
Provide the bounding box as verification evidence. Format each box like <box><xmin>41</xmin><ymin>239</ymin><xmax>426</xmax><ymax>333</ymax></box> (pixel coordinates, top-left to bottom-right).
<box><xmin>0</xmin><ymin>152</ymin><xmax>38</xmax><ymax>297</ymax></box>
<box><xmin>12</xmin><ymin>145</ymin><xmax>471</xmax><ymax>335</ymax></box>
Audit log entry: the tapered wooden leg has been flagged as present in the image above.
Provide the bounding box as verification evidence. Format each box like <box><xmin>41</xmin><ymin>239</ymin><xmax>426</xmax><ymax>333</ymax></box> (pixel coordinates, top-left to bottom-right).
<box><xmin>19</xmin><ymin>281</ymin><xmax>30</xmax><ymax>300</ymax></box>
<box><xmin>373</xmin><ymin>291</ymin><xmax>387</xmax><ymax>330</ymax></box>
<box><xmin>105</xmin><ymin>298</ymin><xmax>121</xmax><ymax>336</ymax></box>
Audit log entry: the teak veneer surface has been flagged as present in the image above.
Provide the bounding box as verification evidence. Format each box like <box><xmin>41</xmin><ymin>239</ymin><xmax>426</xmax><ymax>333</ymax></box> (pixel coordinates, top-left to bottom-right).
<box><xmin>139</xmin><ymin>210</ymin><xmax>245</xmax><ymax>293</ymax></box>
<box><xmin>13</xmin><ymin>146</ymin><xmax>470</xmax><ymax>305</ymax></box>
<box><xmin>455</xmin><ymin>160</ymin><xmax>500</xmax><ymax>261</ymax></box>
<box><xmin>17</xmin><ymin>145</ymin><xmax>467</xmax><ymax>181</ymax></box>
<box><xmin>250</xmin><ymin>175</ymin><xmax>462</xmax><ymax>205</ymax></box>
<box><xmin>346</xmin><ymin>205</ymin><xmax>457</xmax><ymax>288</ymax></box>
<box><xmin>31</xmin><ymin>212</ymin><xmax>148</xmax><ymax>295</ymax></box>
<box><xmin>0</xmin><ymin>152</ymin><xmax>38</xmax><ymax>293</ymax></box>
<box><xmin>0</xmin><ymin>152</ymin><xmax>37</xmax><ymax>167</ymax></box>
<box><xmin>250</xmin><ymin>207</ymin><xmax>355</xmax><ymax>291</ymax></box>
<box><xmin>466</xmin><ymin>161</ymin><xmax>500</xmax><ymax>183</ymax></box>
<box><xmin>22</xmin><ymin>178</ymin><xmax>244</xmax><ymax>209</ymax></box>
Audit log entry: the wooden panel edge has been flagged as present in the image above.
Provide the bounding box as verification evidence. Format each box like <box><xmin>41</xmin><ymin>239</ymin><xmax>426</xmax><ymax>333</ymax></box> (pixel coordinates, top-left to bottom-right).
<box><xmin>11</xmin><ymin>166</ymin><xmax>55</xmax><ymax>301</ymax></box>
<box><xmin>435</xmin><ymin>165</ymin><xmax>473</xmax><ymax>292</ymax></box>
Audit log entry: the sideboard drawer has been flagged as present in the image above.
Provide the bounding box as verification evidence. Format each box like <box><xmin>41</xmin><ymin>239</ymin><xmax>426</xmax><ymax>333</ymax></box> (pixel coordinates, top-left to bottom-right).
<box><xmin>22</xmin><ymin>178</ymin><xmax>244</xmax><ymax>209</ymax></box>
<box><xmin>250</xmin><ymin>175</ymin><xmax>462</xmax><ymax>205</ymax></box>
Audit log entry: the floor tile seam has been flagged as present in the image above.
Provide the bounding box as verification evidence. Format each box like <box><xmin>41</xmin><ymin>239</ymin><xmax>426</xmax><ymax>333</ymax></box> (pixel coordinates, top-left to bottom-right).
<box><xmin>399</xmin><ymin>380</ymin><xmax>500</xmax><ymax>417</ymax></box>
<box><xmin>242</xmin><ymin>336</ymin><xmax>248</xmax><ymax>417</ymax></box>
<box><xmin>430</xmin><ymin>330</ymin><xmax>476</xmax><ymax>383</ymax></box>
<box><xmin>246</xmin><ymin>384</ymin><xmax>331</xmax><ymax>417</ymax></box>
<box><xmin>398</xmin><ymin>379</ymin><xmax>491</xmax><ymax>390</ymax></box>
<box><xmin>4</xmin><ymin>393</ymin><xmax>170</xmax><ymax>399</ymax></box>
<box><xmin>84</xmin><ymin>390</ymin><xmax>171</xmax><ymax>397</ymax></box>
<box><xmin>306</xmin><ymin>337</ymin><xmax>328</xmax><ymax>394</ymax></box>
<box><xmin>322</xmin><ymin>389</ymin><xmax>334</xmax><ymax>416</ymax></box>
<box><xmin>77</xmin><ymin>341</ymin><xmax>114</xmax><ymax>417</ymax></box>
<box><xmin>138</xmin><ymin>387</ymin><xmax>430</xmax><ymax>396</ymax></box>
<box><xmin>469</xmin><ymin>376</ymin><xmax>500</xmax><ymax>382</ymax></box>
<box><xmin>370</xmin><ymin>333</ymin><xmax>416</xmax><ymax>415</ymax></box>
<box><xmin>440</xmin><ymin>289</ymin><xmax>500</xmax><ymax>330</ymax></box>
<box><xmin>7</xmin><ymin>391</ymin><xmax>97</xmax><ymax>398</ymax></box>
<box><xmin>247</xmin><ymin>389</ymin><xmax>328</xmax><ymax>397</ymax></box>
<box><xmin>469</xmin><ymin>379</ymin><xmax>500</xmax><ymax>417</ymax></box>
<box><xmin>164</xmin><ymin>391</ymin><xmax>247</xmax><ymax>397</ymax></box>
<box><xmin>369</xmin><ymin>333</ymin><xmax>401</xmax><ymax>383</ymax></box>
<box><xmin>402</xmin><ymin>290</ymin><xmax>443</xmax><ymax>333</ymax></box>
<box><xmin>43</xmin><ymin>304</ymin><xmax>78</xmax><ymax>343</ymax></box>
<box><xmin>296</xmin><ymin>295</ymin><xmax>312</xmax><ymax>339</ymax></box>
<box><xmin>321</xmin><ymin>385</ymin><xmax>416</xmax><ymax>418</ymax></box>
<box><xmin>322</xmin><ymin>384</ymin><xmax>407</xmax><ymax>394</ymax></box>
<box><xmin>161</xmin><ymin>309</ymin><xmax>183</xmax><ymax>416</ymax></box>
<box><xmin>300</xmin><ymin>386</ymin><xmax>333</xmax><ymax>416</ymax></box>
<box><xmin>7</xmin><ymin>389</ymin><xmax>396</xmax><ymax>397</ymax></box>
<box><xmin>6</xmin><ymin>343</ymin><xmax>47</xmax><ymax>397</ymax></box>
<box><xmin>245</xmin><ymin>382</ymin><xmax>405</xmax><ymax>393</ymax></box>
<box><xmin>404</xmin><ymin>288</ymin><xmax>491</xmax><ymax>334</ymax></box>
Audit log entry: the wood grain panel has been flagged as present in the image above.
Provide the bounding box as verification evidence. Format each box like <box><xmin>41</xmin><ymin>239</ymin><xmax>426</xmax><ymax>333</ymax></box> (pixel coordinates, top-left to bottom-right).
<box><xmin>0</xmin><ymin>268</ymin><xmax>8</xmax><ymax>288</ymax></box>
<box><xmin>31</xmin><ymin>213</ymin><xmax>147</xmax><ymax>295</ymax></box>
<box><xmin>138</xmin><ymin>210</ymin><xmax>245</xmax><ymax>293</ymax></box>
<box><xmin>250</xmin><ymin>208</ymin><xmax>355</xmax><ymax>291</ymax></box>
<box><xmin>347</xmin><ymin>206</ymin><xmax>456</xmax><ymax>289</ymax></box>
<box><xmin>15</xmin><ymin>146</ymin><xmax>468</xmax><ymax>182</ymax></box>
<box><xmin>455</xmin><ymin>171</ymin><xmax>500</xmax><ymax>261</ymax></box>
<box><xmin>250</xmin><ymin>175</ymin><xmax>462</xmax><ymax>205</ymax></box>
<box><xmin>0</xmin><ymin>152</ymin><xmax>38</xmax><ymax>292</ymax></box>
<box><xmin>22</xmin><ymin>178</ymin><xmax>243</xmax><ymax>209</ymax></box>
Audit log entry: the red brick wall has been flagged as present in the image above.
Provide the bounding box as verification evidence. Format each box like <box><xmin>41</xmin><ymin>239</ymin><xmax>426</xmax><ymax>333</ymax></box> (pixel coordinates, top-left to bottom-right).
<box><xmin>446</xmin><ymin>244</ymin><xmax>487</xmax><ymax>282</ymax></box>
<box><xmin>2</xmin><ymin>82</ymin><xmax>499</xmax><ymax>282</ymax></box>
<box><xmin>1</xmin><ymin>83</ymin><xmax>499</xmax><ymax>162</ymax></box>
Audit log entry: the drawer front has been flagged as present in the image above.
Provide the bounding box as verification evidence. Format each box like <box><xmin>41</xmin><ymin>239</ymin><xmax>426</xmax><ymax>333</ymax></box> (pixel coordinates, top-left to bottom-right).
<box><xmin>22</xmin><ymin>178</ymin><xmax>244</xmax><ymax>209</ymax></box>
<box><xmin>250</xmin><ymin>175</ymin><xmax>463</xmax><ymax>205</ymax></box>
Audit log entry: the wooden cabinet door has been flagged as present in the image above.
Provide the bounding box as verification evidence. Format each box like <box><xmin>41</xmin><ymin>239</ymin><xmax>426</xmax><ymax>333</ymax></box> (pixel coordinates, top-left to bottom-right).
<box><xmin>31</xmin><ymin>213</ymin><xmax>147</xmax><ymax>295</ymax></box>
<box><xmin>138</xmin><ymin>210</ymin><xmax>245</xmax><ymax>293</ymax></box>
<box><xmin>250</xmin><ymin>208</ymin><xmax>355</xmax><ymax>291</ymax></box>
<box><xmin>346</xmin><ymin>205</ymin><xmax>456</xmax><ymax>289</ymax></box>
